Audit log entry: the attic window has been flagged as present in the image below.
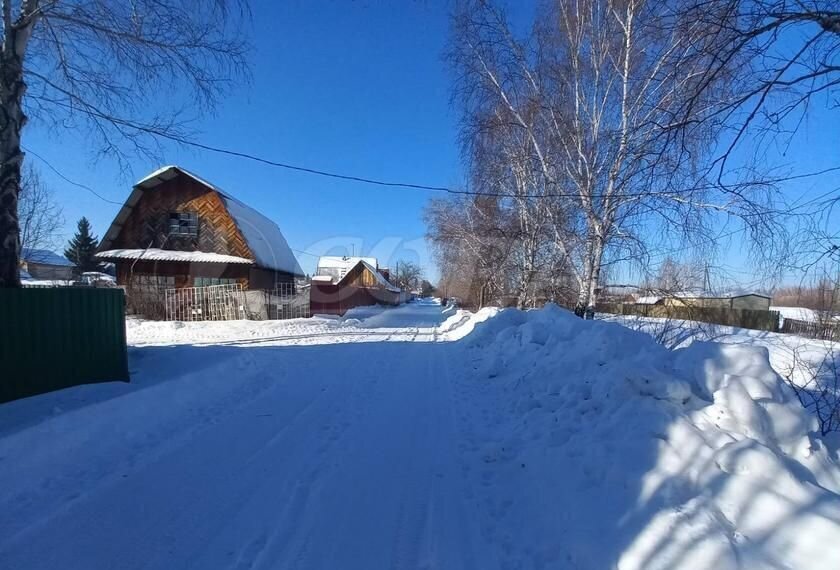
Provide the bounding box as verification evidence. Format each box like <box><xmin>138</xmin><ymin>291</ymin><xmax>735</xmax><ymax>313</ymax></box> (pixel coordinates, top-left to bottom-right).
<box><xmin>169</xmin><ymin>212</ymin><xmax>198</xmax><ymax>237</ymax></box>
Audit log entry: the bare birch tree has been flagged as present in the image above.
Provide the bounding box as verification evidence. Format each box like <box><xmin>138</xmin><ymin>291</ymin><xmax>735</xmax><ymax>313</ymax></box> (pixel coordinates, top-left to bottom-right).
<box><xmin>447</xmin><ymin>0</ymin><xmax>780</xmax><ymax>312</ymax></box>
<box><xmin>671</xmin><ymin>1</ymin><xmax>840</xmax><ymax>277</ymax></box>
<box><xmin>18</xmin><ymin>163</ymin><xmax>61</xmax><ymax>253</ymax></box>
<box><xmin>0</xmin><ymin>0</ymin><xmax>249</xmax><ymax>287</ymax></box>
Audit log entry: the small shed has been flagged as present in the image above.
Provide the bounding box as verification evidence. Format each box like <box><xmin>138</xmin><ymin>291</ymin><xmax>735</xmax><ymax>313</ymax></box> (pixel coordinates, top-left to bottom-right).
<box><xmin>664</xmin><ymin>291</ymin><xmax>771</xmax><ymax>311</ymax></box>
<box><xmin>21</xmin><ymin>248</ymin><xmax>75</xmax><ymax>281</ymax></box>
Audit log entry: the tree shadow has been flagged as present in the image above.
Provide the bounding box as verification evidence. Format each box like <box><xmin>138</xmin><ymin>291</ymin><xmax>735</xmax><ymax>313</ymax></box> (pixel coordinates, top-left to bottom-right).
<box><xmin>2</xmin><ymin>310</ymin><xmax>839</xmax><ymax>569</ymax></box>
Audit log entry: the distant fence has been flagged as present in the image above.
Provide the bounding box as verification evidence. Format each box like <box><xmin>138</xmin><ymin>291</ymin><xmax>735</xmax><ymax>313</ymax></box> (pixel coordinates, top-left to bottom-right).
<box><xmin>239</xmin><ymin>283</ymin><xmax>311</xmax><ymax>320</ymax></box>
<box><xmin>780</xmin><ymin>318</ymin><xmax>840</xmax><ymax>342</ymax></box>
<box><xmin>0</xmin><ymin>288</ymin><xmax>129</xmax><ymax>403</ymax></box>
<box><xmin>164</xmin><ymin>283</ymin><xmax>247</xmax><ymax>321</ymax></box>
<box><xmin>597</xmin><ymin>302</ymin><xmax>780</xmax><ymax>332</ymax></box>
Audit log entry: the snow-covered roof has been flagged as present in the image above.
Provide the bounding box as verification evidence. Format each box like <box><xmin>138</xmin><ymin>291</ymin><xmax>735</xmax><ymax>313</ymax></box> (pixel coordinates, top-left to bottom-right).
<box><xmin>96</xmin><ymin>248</ymin><xmax>253</xmax><ymax>264</ymax></box>
<box><xmin>675</xmin><ymin>290</ymin><xmax>770</xmax><ymax>300</ymax></box>
<box><xmin>317</xmin><ymin>256</ymin><xmax>378</xmax><ymax>271</ymax></box>
<box><xmin>100</xmin><ymin>165</ymin><xmax>304</xmax><ymax>276</ymax></box>
<box><xmin>635</xmin><ymin>296</ymin><xmax>661</xmax><ymax>305</ymax></box>
<box><xmin>336</xmin><ymin>260</ymin><xmax>400</xmax><ymax>293</ymax></box>
<box><xmin>718</xmin><ymin>289</ymin><xmax>771</xmax><ymax>299</ymax></box>
<box><xmin>21</xmin><ymin>248</ymin><xmax>74</xmax><ymax>267</ymax></box>
<box><xmin>311</xmin><ymin>275</ymin><xmax>334</xmax><ymax>283</ymax></box>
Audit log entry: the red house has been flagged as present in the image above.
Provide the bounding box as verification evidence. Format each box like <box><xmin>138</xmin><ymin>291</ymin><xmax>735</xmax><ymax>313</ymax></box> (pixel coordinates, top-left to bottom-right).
<box><xmin>310</xmin><ymin>257</ymin><xmax>403</xmax><ymax>315</ymax></box>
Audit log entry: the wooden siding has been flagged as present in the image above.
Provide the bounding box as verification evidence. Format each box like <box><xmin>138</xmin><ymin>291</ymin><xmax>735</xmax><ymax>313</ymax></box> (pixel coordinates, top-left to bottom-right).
<box><xmin>310</xmin><ymin>282</ymin><xmax>402</xmax><ymax>316</ymax></box>
<box><xmin>342</xmin><ymin>262</ymin><xmax>384</xmax><ymax>288</ymax></box>
<box><xmin>116</xmin><ymin>261</ymin><xmax>250</xmax><ymax>289</ymax></box>
<box><xmin>23</xmin><ymin>261</ymin><xmax>75</xmax><ymax>281</ymax></box>
<box><xmin>109</xmin><ymin>172</ymin><xmax>295</xmax><ymax>290</ymax></box>
<box><xmin>110</xmin><ymin>174</ymin><xmax>252</xmax><ymax>260</ymax></box>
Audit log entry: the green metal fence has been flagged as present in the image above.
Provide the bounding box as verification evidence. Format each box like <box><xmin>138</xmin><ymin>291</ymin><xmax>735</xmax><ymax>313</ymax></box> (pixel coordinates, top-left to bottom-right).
<box><xmin>0</xmin><ymin>287</ymin><xmax>129</xmax><ymax>403</ymax></box>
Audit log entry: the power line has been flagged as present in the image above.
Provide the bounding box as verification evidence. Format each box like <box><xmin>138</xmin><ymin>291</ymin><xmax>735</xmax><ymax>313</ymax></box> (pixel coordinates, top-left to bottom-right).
<box><xmin>23</xmin><ymin>146</ymin><xmax>123</xmax><ymax>205</ymax></box>
<box><xmin>24</xmin><ymin>130</ymin><xmax>840</xmax><ymax>203</ymax></box>
<box><xmin>155</xmin><ymin>132</ymin><xmax>840</xmax><ymax>200</ymax></box>
<box><xmin>290</xmin><ymin>247</ymin><xmax>322</xmax><ymax>259</ymax></box>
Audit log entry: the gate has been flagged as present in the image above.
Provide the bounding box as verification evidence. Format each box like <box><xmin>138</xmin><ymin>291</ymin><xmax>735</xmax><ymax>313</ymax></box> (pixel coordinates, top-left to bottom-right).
<box><xmin>268</xmin><ymin>282</ymin><xmax>310</xmax><ymax>320</ymax></box>
<box><xmin>164</xmin><ymin>283</ymin><xmax>247</xmax><ymax>321</ymax></box>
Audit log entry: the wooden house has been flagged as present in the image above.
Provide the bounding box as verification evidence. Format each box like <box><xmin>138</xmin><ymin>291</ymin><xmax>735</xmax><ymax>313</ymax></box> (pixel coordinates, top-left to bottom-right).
<box><xmin>96</xmin><ymin>166</ymin><xmax>303</xmax><ymax>292</ymax></box>
<box><xmin>20</xmin><ymin>248</ymin><xmax>75</xmax><ymax>281</ymax></box>
<box><xmin>310</xmin><ymin>257</ymin><xmax>403</xmax><ymax>315</ymax></box>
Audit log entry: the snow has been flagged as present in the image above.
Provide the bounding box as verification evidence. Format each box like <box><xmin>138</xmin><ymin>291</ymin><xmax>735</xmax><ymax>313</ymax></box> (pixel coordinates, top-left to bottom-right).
<box><xmin>600</xmin><ymin>312</ymin><xmax>840</xmax><ymax>393</ymax></box>
<box><xmin>771</xmin><ymin>305</ymin><xmax>840</xmax><ymax>325</ymax></box>
<box><xmin>80</xmin><ymin>271</ymin><xmax>116</xmax><ymax>283</ymax></box>
<box><xmin>2</xmin><ymin>300</ymin><xmax>839</xmax><ymax>569</ymax></box>
<box><xmin>129</xmin><ymin>165</ymin><xmax>304</xmax><ymax>276</ymax></box>
<box><xmin>317</xmin><ymin>256</ymin><xmax>378</xmax><ymax>272</ymax></box>
<box><xmin>217</xmin><ymin>193</ymin><xmax>304</xmax><ymax>275</ymax></box>
<box><xmin>635</xmin><ymin>295</ymin><xmax>661</xmax><ymax>305</ymax></box>
<box><xmin>20</xmin><ymin>279</ymin><xmax>74</xmax><ymax>287</ymax></box>
<box><xmin>96</xmin><ymin>248</ymin><xmax>253</xmax><ymax>264</ymax></box>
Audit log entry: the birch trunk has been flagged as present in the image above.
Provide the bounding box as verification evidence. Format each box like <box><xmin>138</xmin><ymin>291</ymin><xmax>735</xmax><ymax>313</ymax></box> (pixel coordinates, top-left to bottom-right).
<box><xmin>0</xmin><ymin>56</ymin><xmax>25</xmax><ymax>287</ymax></box>
<box><xmin>0</xmin><ymin>0</ymin><xmax>39</xmax><ymax>287</ymax></box>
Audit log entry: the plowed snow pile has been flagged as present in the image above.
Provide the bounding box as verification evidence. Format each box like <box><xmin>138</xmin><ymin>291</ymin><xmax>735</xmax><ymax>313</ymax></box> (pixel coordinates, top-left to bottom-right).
<box><xmin>450</xmin><ymin>304</ymin><xmax>840</xmax><ymax>569</ymax></box>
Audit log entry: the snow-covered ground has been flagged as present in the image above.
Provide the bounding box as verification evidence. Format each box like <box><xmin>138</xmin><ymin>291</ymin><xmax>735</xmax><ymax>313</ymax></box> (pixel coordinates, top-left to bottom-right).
<box><xmin>600</xmin><ymin>313</ymin><xmax>840</xmax><ymax>407</ymax></box>
<box><xmin>772</xmin><ymin>305</ymin><xmax>823</xmax><ymax>324</ymax></box>
<box><xmin>2</xmin><ymin>300</ymin><xmax>839</xmax><ymax>569</ymax></box>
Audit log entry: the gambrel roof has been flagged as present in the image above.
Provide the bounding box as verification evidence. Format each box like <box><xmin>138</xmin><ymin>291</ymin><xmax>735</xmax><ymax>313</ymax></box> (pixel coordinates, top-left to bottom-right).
<box><xmin>99</xmin><ymin>165</ymin><xmax>304</xmax><ymax>275</ymax></box>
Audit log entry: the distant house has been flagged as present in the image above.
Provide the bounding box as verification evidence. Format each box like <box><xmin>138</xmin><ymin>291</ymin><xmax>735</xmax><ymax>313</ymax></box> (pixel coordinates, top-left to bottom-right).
<box><xmin>20</xmin><ymin>248</ymin><xmax>75</xmax><ymax>281</ymax></box>
<box><xmin>658</xmin><ymin>291</ymin><xmax>771</xmax><ymax>311</ymax></box>
<box><xmin>96</xmin><ymin>165</ymin><xmax>304</xmax><ymax>291</ymax></box>
<box><xmin>310</xmin><ymin>256</ymin><xmax>403</xmax><ymax>315</ymax></box>
<box><xmin>316</xmin><ymin>256</ymin><xmax>379</xmax><ymax>282</ymax></box>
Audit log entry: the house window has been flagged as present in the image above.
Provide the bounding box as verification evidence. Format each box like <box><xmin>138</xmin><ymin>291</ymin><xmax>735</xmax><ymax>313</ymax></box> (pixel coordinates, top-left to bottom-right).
<box><xmin>131</xmin><ymin>275</ymin><xmax>175</xmax><ymax>291</ymax></box>
<box><xmin>169</xmin><ymin>212</ymin><xmax>198</xmax><ymax>237</ymax></box>
<box><xmin>194</xmin><ymin>277</ymin><xmax>236</xmax><ymax>287</ymax></box>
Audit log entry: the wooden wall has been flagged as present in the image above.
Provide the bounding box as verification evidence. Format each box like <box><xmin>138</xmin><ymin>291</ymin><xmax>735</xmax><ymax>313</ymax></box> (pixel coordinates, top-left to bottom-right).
<box><xmin>109</xmin><ymin>172</ymin><xmax>295</xmax><ymax>290</ymax></box>
<box><xmin>310</xmin><ymin>280</ymin><xmax>402</xmax><ymax>316</ymax></box>
<box><xmin>342</xmin><ymin>262</ymin><xmax>382</xmax><ymax>288</ymax></box>
<box><xmin>111</xmin><ymin>174</ymin><xmax>252</xmax><ymax>260</ymax></box>
<box><xmin>116</xmin><ymin>261</ymin><xmax>250</xmax><ymax>289</ymax></box>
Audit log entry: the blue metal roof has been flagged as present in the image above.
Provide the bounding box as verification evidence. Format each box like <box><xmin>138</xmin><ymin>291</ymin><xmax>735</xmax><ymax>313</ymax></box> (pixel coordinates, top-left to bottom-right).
<box><xmin>21</xmin><ymin>248</ymin><xmax>75</xmax><ymax>267</ymax></box>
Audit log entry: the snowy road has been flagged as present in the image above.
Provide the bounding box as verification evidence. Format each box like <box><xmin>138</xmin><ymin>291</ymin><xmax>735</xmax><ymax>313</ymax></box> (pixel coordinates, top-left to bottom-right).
<box><xmin>0</xmin><ymin>302</ymin><xmax>490</xmax><ymax>569</ymax></box>
<box><xmin>3</xmin><ymin>300</ymin><xmax>840</xmax><ymax>569</ymax></box>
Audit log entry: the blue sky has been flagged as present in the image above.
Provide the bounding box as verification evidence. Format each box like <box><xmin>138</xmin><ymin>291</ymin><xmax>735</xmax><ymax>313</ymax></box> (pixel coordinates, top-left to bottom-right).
<box><xmin>23</xmin><ymin>1</ymin><xmax>839</xmax><ymax>287</ymax></box>
<box><xmin>25</xmin><ymin>1</ymin><xmax>461</xmax><ymax>280</ymax></box>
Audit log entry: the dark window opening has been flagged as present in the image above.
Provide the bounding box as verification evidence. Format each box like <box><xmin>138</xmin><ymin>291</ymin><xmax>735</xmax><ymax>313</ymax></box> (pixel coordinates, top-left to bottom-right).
<box><xmin>169</xmin><ymin>212</ymin><xmax>198</xmax><ymax>237</ymax></box>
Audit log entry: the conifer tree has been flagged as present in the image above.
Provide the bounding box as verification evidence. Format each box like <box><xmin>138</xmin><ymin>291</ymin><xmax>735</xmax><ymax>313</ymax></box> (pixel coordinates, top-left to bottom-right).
<box><xmin>64</xmin><ymin>217</ymin><xmax>100</xmax><ymax>272</ymax></box>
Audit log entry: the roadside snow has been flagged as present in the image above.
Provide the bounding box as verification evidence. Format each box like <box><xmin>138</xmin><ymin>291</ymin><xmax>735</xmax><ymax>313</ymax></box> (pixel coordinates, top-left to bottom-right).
<box><xmin>2</xmin><ymin>301</ymin><xmax>839</xmax><ymax>569</ymax></box>
<box><xmin>600</xmin><ymin>313</ymin><xmax>840</xmax><ymax>407</ymax></box>
<box><xmin>772</xmin><ymin>305</ymin><xmax>823</xmax><ymax>324</ymax></box>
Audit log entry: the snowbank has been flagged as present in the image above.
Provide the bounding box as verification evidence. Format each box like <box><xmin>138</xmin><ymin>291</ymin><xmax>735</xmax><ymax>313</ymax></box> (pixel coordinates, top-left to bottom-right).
<box><xmin>3</xmin><ymin>301</ymin><xmax>839</xmax><ymax>569</ymax></box>
<box><xmin>454</xmin><ymin>303</ymin><xmax>840</xmax><ymax>569</ymax></box>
